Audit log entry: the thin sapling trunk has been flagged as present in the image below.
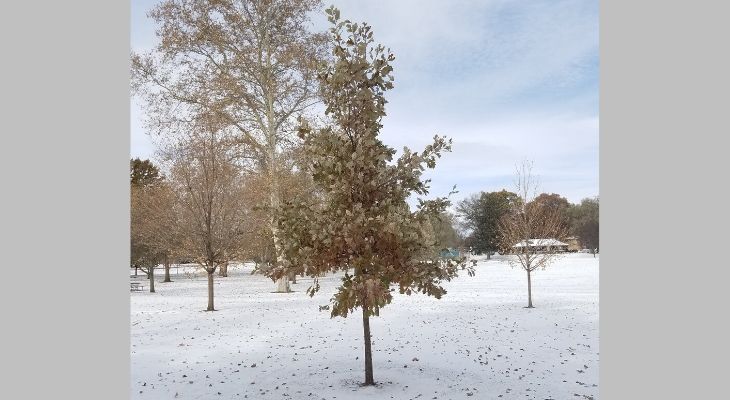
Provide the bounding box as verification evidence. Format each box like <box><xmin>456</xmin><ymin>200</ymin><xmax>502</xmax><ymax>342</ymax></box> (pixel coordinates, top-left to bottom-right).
<box><xmin>149</xmin><ymin>265</ymin><xmax>155</xmax><ymax>293</ymax></box>
<box><xmin>206</xmin><ymin>266</ymin><xmax>216</xmax><ymax>311</ymax></box>
<box><xmin>362</xmin><ymin>309</ymin><xmax>375</xmax><ymax>386</ymax></box>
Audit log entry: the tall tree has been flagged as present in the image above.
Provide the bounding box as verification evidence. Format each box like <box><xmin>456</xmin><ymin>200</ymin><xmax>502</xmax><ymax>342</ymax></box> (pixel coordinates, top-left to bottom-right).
<box><xmin>166</xmin><ymin>125</ymin><xmax>251</xmax><ymax>311</ymax></box>
<box><xmin>498</xmin><ymin>161</ymin><xmax>569</xmax><ymax>308</ymax></box>
<box><xmin>570</xmin><ymin>197</ymin><xmax>599</xmax><ymax>255</ymax></box>
<box><xmin>531</xmin><ymin>192</ymin><xmax>571</xmax><ymax>237</ymax></box>
<box><xmin>271</xmin><ymin>8</ymin><xmax>474</xmax><ymax>385</ymax></box>
<box><xmin>131</xmin><ymin>0</ymin><xmax>328</xmax><ymax>293</ymax></box>
<box><xmin>457</xmin><ymin>190</ymin><xmax>519</xmax><ymax>257</ymax></box>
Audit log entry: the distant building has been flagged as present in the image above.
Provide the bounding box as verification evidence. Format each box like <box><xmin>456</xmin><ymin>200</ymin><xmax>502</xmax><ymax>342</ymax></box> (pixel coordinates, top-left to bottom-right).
<box><xmin>512</xmin><ymin>238</ymin><xmax>569</xmax><ymax>253</ymax></box>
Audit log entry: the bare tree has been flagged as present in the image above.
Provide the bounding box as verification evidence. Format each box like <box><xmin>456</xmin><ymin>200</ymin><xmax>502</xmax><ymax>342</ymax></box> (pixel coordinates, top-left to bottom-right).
<box><xmin>165</xmin><ymin>125</ymin><xmax>251</xmax><ymax>311</ymax></box>
<box><xmin>131</xmin><ymin>0</ymin><xmax>328</xmax><ymax>293</ymax></box>
<box><xmin>498</xmin><ymin>161</ymin><xmax>569</xmax><ymax>308</ymax></box>
<box><xmin>131</xmin><ymin>159</ymin><xmax>182</xmax><ymax>291</ymax></box>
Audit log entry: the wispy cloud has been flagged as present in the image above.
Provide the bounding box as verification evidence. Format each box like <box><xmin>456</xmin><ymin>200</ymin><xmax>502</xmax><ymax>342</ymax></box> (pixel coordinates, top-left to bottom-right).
<box><xmin>131</xmin><ymin>0</ymin><xmax>599</xmax><ymax>204</ymax></box>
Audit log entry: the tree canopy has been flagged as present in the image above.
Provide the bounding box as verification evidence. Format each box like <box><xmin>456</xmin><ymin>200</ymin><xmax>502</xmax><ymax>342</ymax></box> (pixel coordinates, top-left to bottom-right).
<box><xmin>457</xmin><ymin>189</ymin><xmax>519</xmax><ymax>254</ymax></box>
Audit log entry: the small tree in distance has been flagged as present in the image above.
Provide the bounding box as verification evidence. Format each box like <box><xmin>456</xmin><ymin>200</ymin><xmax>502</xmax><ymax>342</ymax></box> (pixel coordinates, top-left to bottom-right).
<box><xmin>498</xmin><ymin>160</ymin><xmax>569</xmax><ymax>308</ymax></box>
<box><xmin>131</xmin><ymin>158</ymin><xmax>180</xmax><ymax>291</ymax></box>
<box><xmin>166</xmin><ymin>125</ymin><xmax>251</xmax><ymax>311</ymax></box>
<box><xmin>270</xmin><ymin>7</ymin><xmax>474</xmax><ymax>386</ymax></box>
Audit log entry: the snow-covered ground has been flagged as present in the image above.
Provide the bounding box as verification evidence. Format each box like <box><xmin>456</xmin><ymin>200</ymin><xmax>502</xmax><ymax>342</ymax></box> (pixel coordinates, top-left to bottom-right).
<box><xmin>131</xmin><ymin>254</ymin><xmax>599</xmax><ymax>400</ymax></box>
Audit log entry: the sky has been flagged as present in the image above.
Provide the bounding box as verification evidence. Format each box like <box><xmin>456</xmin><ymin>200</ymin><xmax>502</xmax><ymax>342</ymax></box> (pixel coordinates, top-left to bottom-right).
<box><xmin>130</xmin><ymin>0</ymin><xmax>599</xmax><ymax>205</ymax></box>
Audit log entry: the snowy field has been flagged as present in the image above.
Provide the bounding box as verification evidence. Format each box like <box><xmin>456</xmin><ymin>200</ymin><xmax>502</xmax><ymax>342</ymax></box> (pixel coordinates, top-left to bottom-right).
<box><xmin>131</xmin><ymin>254</ymin><xmax>599</xmax><ymax>400</ymax></box>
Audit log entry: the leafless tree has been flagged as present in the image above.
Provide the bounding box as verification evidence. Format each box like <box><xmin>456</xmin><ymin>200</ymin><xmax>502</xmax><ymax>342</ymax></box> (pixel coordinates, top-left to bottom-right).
<box><xmin>134</xmin><ymin>185</ymin><xmax>176</xmax><ymax>287</ymax></box>
<box><xmin>164</xmin><ymin>123</ymin><xmax>252</xmax><ymax>311</ymax></box>
<box><xmin>498</xmin><ymin>161</ymin><xmax>569</xmax><ymax>308</ymax></box>
<box><xmin>131</xmin><ymin>0</ymin><xmax>328</xmax><ymax>293</ymax></box>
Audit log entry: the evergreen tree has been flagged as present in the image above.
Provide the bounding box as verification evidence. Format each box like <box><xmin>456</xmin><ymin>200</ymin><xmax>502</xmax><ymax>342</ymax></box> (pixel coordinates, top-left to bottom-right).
<box><xmin>130</xmin><ymin>157</ymin><xmax>162</xmax><ymax>187</ymax></box>
<box><xmin>457</xmin><ymin>190</ymin><xmax>519</xmax><ymax>255</ymax></box>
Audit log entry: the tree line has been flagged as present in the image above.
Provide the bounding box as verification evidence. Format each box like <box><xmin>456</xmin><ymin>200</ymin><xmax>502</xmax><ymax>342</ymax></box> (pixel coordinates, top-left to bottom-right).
<box><xmin>456</xmin><ymin>187</ymin><xmax>599</xmax><ymax>256</ymax></box>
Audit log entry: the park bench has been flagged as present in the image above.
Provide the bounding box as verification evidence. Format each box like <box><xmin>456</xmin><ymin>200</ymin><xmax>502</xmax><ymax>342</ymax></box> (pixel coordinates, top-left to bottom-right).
<box><xmin>130</xmin><ymin>282</ymin><xmax>144</xmax><ymax>292</ymax></box>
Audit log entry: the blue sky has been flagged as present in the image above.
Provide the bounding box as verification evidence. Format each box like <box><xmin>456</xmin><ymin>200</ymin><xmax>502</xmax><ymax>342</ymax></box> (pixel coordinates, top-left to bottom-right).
<box><xmin>131</xmin><ymin>0</ymin><xmax>599</xmax><ymax>204</ymax></box>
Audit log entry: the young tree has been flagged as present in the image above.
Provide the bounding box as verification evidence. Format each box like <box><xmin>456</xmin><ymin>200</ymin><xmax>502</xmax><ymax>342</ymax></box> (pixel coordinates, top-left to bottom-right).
<box><xmin>270</xmin><ymin>8</ymin><xmax>474</xmax><ymax>385</ymax></box>
<box><xmin>131</xmin><ymin>0</ymin><xmax>328</xmax><ymax>293</ymax></box>
<box><xmin>166</xmin><ymin>126</ymin><xmax>251</xmax><ymax>311</ymax></box>
<box><xmin>498</xmin><ymin>161</ymin><xmax>569</xmax><ymax>308</ymax></box>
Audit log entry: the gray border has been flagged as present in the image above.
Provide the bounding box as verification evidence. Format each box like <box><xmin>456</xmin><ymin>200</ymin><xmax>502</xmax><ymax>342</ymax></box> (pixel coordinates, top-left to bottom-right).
<box><xmin>601</xmin><ymin>1</ymin><xmax>728</xmax><ymax>398</ymax></box>
<box><xmin>2</xmin><ymin>1</ymin><xmax>130</xmax><ymax>399</ymax></box>
<box><xmin>3</xmin><ymin>0</ymin><xmax>728</xmax><ymax>398</ymax></box>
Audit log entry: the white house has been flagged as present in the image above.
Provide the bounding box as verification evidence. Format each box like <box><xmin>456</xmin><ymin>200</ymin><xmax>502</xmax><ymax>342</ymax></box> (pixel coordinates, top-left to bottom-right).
<box><xmin>512</xmin><ymin>238</ymin><xmax>569</xmax><ymax>253</ymax></box>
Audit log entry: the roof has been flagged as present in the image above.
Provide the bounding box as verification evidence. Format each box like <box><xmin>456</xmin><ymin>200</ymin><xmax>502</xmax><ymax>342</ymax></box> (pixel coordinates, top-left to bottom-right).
<box><xmin>512</xmin><ymin>238</ymin><xmax>568</xmax><ymax>248</ymax></box>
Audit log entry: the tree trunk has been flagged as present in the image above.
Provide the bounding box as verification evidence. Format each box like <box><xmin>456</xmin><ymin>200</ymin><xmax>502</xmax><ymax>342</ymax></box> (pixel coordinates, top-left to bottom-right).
<box><xmin>149</xmin><ymin>264</ymin><xmax>155</xmax><ymax>293</ymax></box>
<box><xmin>269</xmin><ymin>162</ymin><xmax>290</xmax><ymax>293</ymax></box>
<box><xmin>134</xmin><ymin>266</ymin><xmax>138</xmax><ymax>277</ymax></box>
<box><xmin>362</xmin><ymin>308</ymin><xmax>375</xmax><ymax>385</ymax></box>
<box><xmin>206</xmin><ymin>269</ymin><xmax>215</xmax><ymax>311</ymax></box>
<box><xmin>288</xmin><ymin>271</ymin><xmax>297</xmax><ymax>284</ymax></box>
<box><xmin>264</xmin><ymin>74</ymin><xmax>291</xmax><ymax>294</ymax></box>
<box><xmin>163</xmin><ymin>255</ymin><xmax>172</xmax><ymax>283</ymax></box>
<box><xmin>526</xmin><ymin>268</ymin><xmax>533</xmax><ymax>308</ymax></box>
<box><xmin>276</xmin><ymin>275</ymin><xmax>290</xmax><ymax>292</ymax></box>
<box><xmin>219</xmin><ymin>262</ymin><xmax>228</xmax><ymax>277</ymax></box>
<box><xmin>487</xmin><ymin>252</ymin><xmax>491</xmax><ymax>260</ymax></box>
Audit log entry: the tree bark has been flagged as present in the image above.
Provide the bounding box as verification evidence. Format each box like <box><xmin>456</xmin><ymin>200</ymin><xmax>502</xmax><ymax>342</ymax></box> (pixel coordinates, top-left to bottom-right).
<box><xmin>526</xmin><ymin>268</ymin><xmax>533</xmax><ymax>308</ymax></box>
<box><xmin>219</xmin><ymin>262</ymin><xmax>228</xmax><ymax>277</ymax></box>
<box><xmin>276</xmin><ymin>275</ymin><xmax>290</xmax><ymax>292</ymax></box>
<box><xmin>149</xmin><ymin>264</ymin><xmax>155</xmax><ymax>293</ymax></box>
<box><xmin>163</xmin><ymin>255</ymin><xmax>172</xmax><ymax>283</ymax></box>
<box><xmin>362</xmin><ymin>308</ymin><xmax>375</xmax><ymax>385</ymax></box>
<box><xmin>134</xmin><ymin>266</ymin><xmax>138</xmax><ymax>277</ymax></box>
<box><xmin>268</xmin><ymin>150</ymin><xmax>290</xmax><ymax>293</ymax></box>
<box><xmin>288</xmin><ymin>270</ymin><xmax>297</xmax><ymax>284</ymax></box>
<box><xmin>263</xmin><ymin>57</ymin><xmax>291</xmax><ymax>294</ymax></box>
<box><xmin>206</xmin><ymin>269</ymin><xmax>215</xmax><ymax>311</ymax></box>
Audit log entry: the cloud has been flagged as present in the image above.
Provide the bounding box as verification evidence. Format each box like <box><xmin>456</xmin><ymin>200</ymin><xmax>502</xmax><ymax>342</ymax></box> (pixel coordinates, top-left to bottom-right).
<box><xmin>130</xmin><ymin>0</ymin><xmax>599</xmax><ymax>204</ymax></box>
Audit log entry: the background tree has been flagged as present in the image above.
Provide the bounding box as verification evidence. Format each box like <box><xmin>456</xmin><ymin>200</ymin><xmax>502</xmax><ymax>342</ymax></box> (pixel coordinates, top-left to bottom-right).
<box><xmin>498</xmin><ymin>161</ymin><xmax>569</xmax><ymax>308</ymax></box>
<box><xmin>569</xmin><ymin>196</ymin><xmax>599</xmax><ymax>255</ymax></box>
<box><xmin>457</xmin><ymin>189</ymin><xmax>519</xmax><ymax>258</ymax></box>
<box><xmin>131</xmin><ymin>158</ymin><xmax>180</xmax><ymax>291</ymax></box>
<box><xmin>130</xmin><ymin>158</ymin><xmax>163</xmax><ymax>186</ymax></box>
<box><xmin>532</xmin><ymin>192</ymin><xmax>571</xmax><ymax>228</ymax></box>
<box><xmin>247</xmin><ymin>147</ymin><xmax>317</xmax><ymax>284</ymax></box>
<box><xmin>429</xmin><ymin>212</ymin><xmax>461</xmax><ymax>251</ymax></box>
<box><xmin>271</xmin><ymin>8</ymin><xmax>474</xmax><ymax>385</ymax></box>
<box><xmin>131</xmin><ymin>0</ymin><xmax>328</xmax><ymax>293</ymax></box>
<box><xmin>166</xmin><ymin>124</ymin><xmax>251</xmax><ymax>311</ymax></box>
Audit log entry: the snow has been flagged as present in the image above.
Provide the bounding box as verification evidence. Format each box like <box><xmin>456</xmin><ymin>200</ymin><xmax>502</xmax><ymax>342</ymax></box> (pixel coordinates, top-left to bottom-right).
<box><xmin>131</xmin><ymin>254</ymin><xmax>599</xmax><ymax>399</ymax></box>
